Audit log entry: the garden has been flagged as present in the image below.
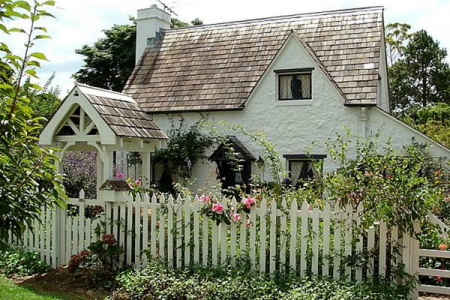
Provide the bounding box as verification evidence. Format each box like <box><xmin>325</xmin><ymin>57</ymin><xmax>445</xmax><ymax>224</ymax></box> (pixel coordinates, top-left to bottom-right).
<box><xmin>1</xmin><ymin>0</ymin><xmax>450</xmax><ymax>299</ymax></box>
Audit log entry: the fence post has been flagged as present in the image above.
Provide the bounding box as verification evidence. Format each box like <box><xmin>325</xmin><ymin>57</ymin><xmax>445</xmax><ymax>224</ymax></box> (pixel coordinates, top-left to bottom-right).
<box><xmin>409</xmin><ymin>221</ymin><xmax>421</xmax><ymax>300</ymax></box>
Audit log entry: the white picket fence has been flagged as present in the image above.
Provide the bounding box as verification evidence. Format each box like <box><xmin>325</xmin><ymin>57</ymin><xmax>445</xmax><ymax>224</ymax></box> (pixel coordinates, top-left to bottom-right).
<box><xmin>16</xmin><ymin>193</ymin><xmax>450</xmax><ymax>299</ymax></box>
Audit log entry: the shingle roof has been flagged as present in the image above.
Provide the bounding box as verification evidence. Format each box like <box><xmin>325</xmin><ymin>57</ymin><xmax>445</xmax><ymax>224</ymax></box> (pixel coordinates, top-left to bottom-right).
<box><xmin>124</xmin><ymin>6</ymin><xmax>384</xmax><ymax>112</ymax></box>
<box><xmin>77</xmin><ymin>84</ymin><xmax>167</xmax><ymax>139</ymax></box>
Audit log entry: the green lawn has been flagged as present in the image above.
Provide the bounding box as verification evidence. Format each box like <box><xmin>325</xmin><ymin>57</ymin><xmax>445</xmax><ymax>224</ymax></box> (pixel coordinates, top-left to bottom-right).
<box><xmin>0</xmin><ymin>277</ymin><xmax>84</xmax><ymax>300</ymax></box>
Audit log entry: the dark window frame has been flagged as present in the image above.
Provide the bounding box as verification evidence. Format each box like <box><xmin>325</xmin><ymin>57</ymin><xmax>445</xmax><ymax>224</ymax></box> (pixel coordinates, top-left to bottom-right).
<box><xmin>283</xmin><ymin>154</ymin><xmax>326</xmax><ymax>187</ymax></box>
<box><xmin>275</xmin><ymin>68</ymin><xmax>314</xmax><ymax>101</ymax></box>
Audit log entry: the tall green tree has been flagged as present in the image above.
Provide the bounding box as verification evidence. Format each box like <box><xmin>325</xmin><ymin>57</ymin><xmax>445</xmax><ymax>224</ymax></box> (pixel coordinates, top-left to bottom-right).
<box><xmin>73</xmin><ymin>17</ymin><xmax>202</xmax><ymax>92</ymax></box>
<box><xmin>385</xmin><ymin>23</ymin><xmax>411</xmax><ymax>66</ymax></box>
<box><xmin>389</xmin><ymin>30</ymin><xmax>450</xmax><ymax>113</ymax></box>
<box><xmin>0</xmin><ymin>0</ymin><xmax>67</xmax><ymax>249</ymax></box>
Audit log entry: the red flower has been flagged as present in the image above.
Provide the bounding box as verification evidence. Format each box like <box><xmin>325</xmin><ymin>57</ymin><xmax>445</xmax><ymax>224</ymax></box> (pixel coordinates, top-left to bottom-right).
<box><xmin>102</xmin><ymin>234</ymin><xmax>116</xmax><ymax>245</ymax></box>
<box><xmin>439</xmin><ymin>244</ymin><xmax>448</xmax><ymax>251</ymax></box>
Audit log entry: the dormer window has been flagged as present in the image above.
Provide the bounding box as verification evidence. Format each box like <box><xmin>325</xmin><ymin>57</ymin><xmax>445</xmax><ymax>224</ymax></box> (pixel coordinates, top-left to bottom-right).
<box><xmin>275</xmin><ymin>68</ymin><xmax>313</xmax><ymax>100</ymax></box>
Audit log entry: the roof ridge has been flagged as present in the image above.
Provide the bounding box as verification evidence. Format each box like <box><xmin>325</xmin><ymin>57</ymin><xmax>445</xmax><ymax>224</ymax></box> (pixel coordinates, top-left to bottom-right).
<box><xmin>76</xmin><ymin>83</ymin><xmax>132</xmax><ymax>98</ymax></box>
<box><xmin>165</xmin><ymin>6</ymin><xmax>383</xmax><ymax>32</ymax></box>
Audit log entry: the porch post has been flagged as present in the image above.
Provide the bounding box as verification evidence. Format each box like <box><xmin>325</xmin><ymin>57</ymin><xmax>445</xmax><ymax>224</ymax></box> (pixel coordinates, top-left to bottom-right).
<box><xmin>141</xmin><ymin>151</ymin><xmax>151</xmax><ymax>189</ymax></box>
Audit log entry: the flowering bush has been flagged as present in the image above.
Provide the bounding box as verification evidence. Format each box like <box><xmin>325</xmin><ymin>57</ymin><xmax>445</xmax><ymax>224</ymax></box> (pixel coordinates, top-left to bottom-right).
<box><xmin>198</xmin><ymin>194</ymin><xmax>257</xmax><ymax>225</ymax></box>
<box><xmin>63</xmin><ymin>151</ymin><xmax>97</xmax><ymax>199</ymax></box>
<box><xmin>68</xmin><ymin>233</ymin><xmax>124</xmax><ymax>274</ymax></box>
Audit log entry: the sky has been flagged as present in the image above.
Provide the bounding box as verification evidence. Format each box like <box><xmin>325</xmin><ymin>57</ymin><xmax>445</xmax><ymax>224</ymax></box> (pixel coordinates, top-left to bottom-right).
<box><xmin>3</xmin><ymin>0</ymin><xmax>450</xmax><ymax>96</ymax></box>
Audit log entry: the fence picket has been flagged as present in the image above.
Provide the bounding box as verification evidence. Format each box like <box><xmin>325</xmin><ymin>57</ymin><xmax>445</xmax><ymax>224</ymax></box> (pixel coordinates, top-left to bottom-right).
<box><xmin>134</xmin><ymin>197</ymin><xmax>142</xmax><ymax>269</ymax></box>
<box><xmin>280</xmin><ymin>199</ymin><xmax>287</xmax><ymax>268</ymax></box>
<box><xmin>322</xmin><ymin>203</ymin><xmax>331</xmax><ymax>277</ymax></box>
<box><xmin>391</xmin><ymin>226</ymin><xmax>399</xmax><ymax>284</ymax></box>
<box><xmin>230</xmin><ymin>198</ymin><xmax>237</xmax><ymax>266</ymax></box>
<box><xmin>368</xmin><ymin>226</ymin><xmax>375</xmax><ymax>277</ymax></box>
<box><xmin>379</xmin><ymin>221</ymin><xmax>387</xmax><ymax>278</ymax></box>
<box><xmin>168</xmin><ymin>196</ymin><xmax>174</xmax><ymax>268</ymax></box>
<box><xmin>356</xmin><ymin>202</ymin><xmax>364</xmax><ymax>282</ymax></box>
<box><xmin>142</xmin><ymin>195</ymin><xmax>150</xmax><ymax>265</ymax></box>
<box><xmin>259</xmin><ymin>199</ymin><xmax>267</xmax><ymax>273</ymax></box>
<box><xmin>212</xmin><ymin>218</ymin><xmax>218</xmax><ymax>267</ymax></box>
<box><xmin>119</xmin><ymin>201</ymin><xmax>126</xmax><ymax>264</ymax></box>
<box><xmin>290</xmin><ymin>200</ymin><xmax>298</xmax><ymax>273</ymax></box>
<box><xmin>249</xmin><ymin>202</ymin><xmax>257</xmax><ymax>270</ymax></box>
<box><xmin>202</xmin><ymin>208</ymin><xmax>209</xmax><ymax>267</ymax></box>
<box><xmin>193</xmin><ymin>198</ymin><xmax>200</xmax><ymax>264</ymax></box>
<box><xmin>221</xmin><ymin>198</ymin><xmax>227</xmax><ymax>265</ymax></box>
<box><xmin>270</xmin><ymin>200</ymin><xmax>277</xmax><ymax>274</ymax></box>
<box><xmin>176</xmin><ymin>198</ymin><xmax>182</xmax><ymax>269</ymax></box>
<box><xmin>159</xmin><ymin>195</ymin><xmax>166</xmax><ymax>261</ymax></box>
<box><xmin>126</xmin><ymin>199</ymin><xmax>133</xmax><ymax>266</ymax></box>
<box><xmin>344</xmin><ymin>203</ymin><xmax>352</xmax><ymax>281</ymax></box>
<box><xmin>239</xmin><ymin>211</ymin><xmax>247</xmax><ymax>259</ymax></box>
<box><xmin>184</xmin><ymin>197</ymin><xmax>191</xmax><ymax>267</ymax></box>
<box><xmin>300</xmin><ymin>201</ymin><xmax>309</xmax><ymax>277</ymax></box>
<box><xmin>79</xmin><ymin>200</ymin><xmax>85</xmax><ymax>253</ymax></box>
<box><xmin>312</xmin><ymin>204</ymin><xmax>319</xmax><ymax>275</ymax></box>
<box><xmin>113</xmin><ymin>202</ymin><xmax>119</xmax><ymax>244</ymax></box>
<box><xmin>333</xmin><ymin>203</ymin><xmax>341</xmax><ymax>279</ymax></box>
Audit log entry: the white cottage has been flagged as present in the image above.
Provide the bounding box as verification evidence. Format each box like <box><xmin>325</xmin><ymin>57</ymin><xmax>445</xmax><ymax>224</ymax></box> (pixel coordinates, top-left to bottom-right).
<box><xmin>41</xmin><ymin>5</ymin><xmax>450</xmax><ymax>193</ymax></box>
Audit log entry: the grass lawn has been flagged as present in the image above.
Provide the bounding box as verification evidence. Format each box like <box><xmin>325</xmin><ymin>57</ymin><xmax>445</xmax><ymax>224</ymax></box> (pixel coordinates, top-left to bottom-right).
<box><xmin>0</xmin><ymin>276</ymin><xmax>86</xmax><ymax>300</ymax></box>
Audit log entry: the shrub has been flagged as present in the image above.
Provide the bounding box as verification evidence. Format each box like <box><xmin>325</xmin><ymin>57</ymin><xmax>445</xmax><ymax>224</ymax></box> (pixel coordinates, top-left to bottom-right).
<box><xmin>0</xmin><ymin>248</ymin><xmax>49</xmax><ymax>276</ymax></box>
<box><xmin>113</xmin><ymin>261</ymin><xmax>410</xmax><ymax>300</ymax></box>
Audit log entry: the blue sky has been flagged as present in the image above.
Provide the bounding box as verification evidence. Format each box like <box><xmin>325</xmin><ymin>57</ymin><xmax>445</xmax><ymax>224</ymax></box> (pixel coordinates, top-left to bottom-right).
<box><xmin>3</xmin><ymin>0</ymin><xmax>450</xmax><ymax>96</ymax></box>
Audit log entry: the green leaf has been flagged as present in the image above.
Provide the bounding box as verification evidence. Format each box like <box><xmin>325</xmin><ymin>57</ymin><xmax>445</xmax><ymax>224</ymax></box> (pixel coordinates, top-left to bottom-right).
<box><xmin>0</xmin><ymin>24</ymin><xmax>8</xmax><ymax>34</ymax></box>
<box><xmin>34</xmin><ymin>26</ymin><xmax>47</xmax><ymax>33</ymax></box>
<box><xmin>9</xmin><ymin>27</ymin><xmax>26</xmax><ymax>33</ymax></box>
<box><xmin>42</xmin><ymin>0</ymin><xmax>55</xmax><ymax>6</ymax></box>
<box><xmin>29</xmin><ymin>52</ymin><xmax>47</xmax><ymax>60</ymax></box>
<box><xmin>34</xmin><ymin>34</ymin><xmax>50</xmax><ymax>40</ymax></box>
<box><xmin>14</xmin><ymin>1</ymin><xmax>31</xmax><ymax>12</ymax></box>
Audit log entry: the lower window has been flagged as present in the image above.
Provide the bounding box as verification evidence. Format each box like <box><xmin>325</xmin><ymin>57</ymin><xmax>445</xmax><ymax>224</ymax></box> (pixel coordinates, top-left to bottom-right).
<box><xmin>284</xmin><ymin>154</ymin><xmax>326</xmax><ymax>187</ymax></box>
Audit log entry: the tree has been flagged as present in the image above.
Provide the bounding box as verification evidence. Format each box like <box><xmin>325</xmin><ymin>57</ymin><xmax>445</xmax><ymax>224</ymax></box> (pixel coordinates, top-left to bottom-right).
<box><xmin>385</xmin><ymin>23</ymin><xmax>411</xmax><ymax>66</ymax></box>
<box><xmin>389</xmin><ymin>30</ymin><xmax>450</xmax><ymax>113</ymax></box>
<box><xmin>73</xmin><ymin>17</ymin><xmax>203</xmax><ymax>92</ymax></box>
<box><xmin>0</xmin><ymin>0</ymin><xmax>67</xmax><ymax>249</ymax></box>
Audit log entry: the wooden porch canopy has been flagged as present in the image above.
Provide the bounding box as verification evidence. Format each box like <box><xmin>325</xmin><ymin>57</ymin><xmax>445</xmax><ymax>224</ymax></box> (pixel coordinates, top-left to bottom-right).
<box><xmin>40</xmin><ymin>84</ymin><xmax>167</xmax><ymax>190</ymax></box>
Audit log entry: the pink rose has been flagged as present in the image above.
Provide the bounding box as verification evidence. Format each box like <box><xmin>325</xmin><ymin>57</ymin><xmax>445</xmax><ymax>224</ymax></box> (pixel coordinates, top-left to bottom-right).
<box><xmin>212</xmin><ymin>203</ymin><xmax>223</xmax><ymax>213</ymax></box>
<box><xmin>135</xmin><ymin>179</ymin><xmax>141</xmax><ymax>186</ymax></box>
<box><xmin>199</xmin><ymin>194</ymin><xmax>211</xmax><ymax>204</ymax></box>
<box><xmin>116</xmin><ymin>172</ymin><xmax>123</xmax><ymax>178</ymax></box>
<box><xmin>232</xmin><ymin>213</ymin><xmax>240</xmax><ymax>222</ymax></box>
<box><xmin>243</xmin><ymin>196</ymin><xmax>255</xmax><ymax>209</ymax></box>
<box><xmin>439</xmin><ymin>244</ymin><xmax>448</xmax><ymax>251</ymax></box>
<box><xmin>246</xmin><ymin>219</ymin><xmax>251</xmax><ymax>228</ymax></box>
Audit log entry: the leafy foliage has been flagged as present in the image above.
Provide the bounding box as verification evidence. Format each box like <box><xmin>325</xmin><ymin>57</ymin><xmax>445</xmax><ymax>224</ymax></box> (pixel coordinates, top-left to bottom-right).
<box><xmin>0</xmin><ymin>0</ymin><xmax>67</xmax><ymax>249</ymax></box>
<box><xmin>114</xmin><ymin>261</ymin><xmax>411</xmax><ymax>300</ymax></box>
<box><xmin>0</xmin><ymin>248</ymin><xmax>49</xmax><ymax>276</ymax></box>
<box><xmin>152</xmin><ymin>118</ymin><xmax>214</xmax><ymax>183</ymax></box>
<box><xmin>73</xmin><ymin>17</ymin><xmax>203</xmax><ymax>92</ymax></box>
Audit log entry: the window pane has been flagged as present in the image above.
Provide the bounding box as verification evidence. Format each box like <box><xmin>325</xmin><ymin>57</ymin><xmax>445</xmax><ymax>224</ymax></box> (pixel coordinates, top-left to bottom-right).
<box><xmin>296</xmin><ymin>74</ymin><xmax>311</xmax><ymax>98</ymax></box>
<box><xmin>280</xmin><ymin>76</ymin><xmax>293</xmax><ymax>99</ymax></box>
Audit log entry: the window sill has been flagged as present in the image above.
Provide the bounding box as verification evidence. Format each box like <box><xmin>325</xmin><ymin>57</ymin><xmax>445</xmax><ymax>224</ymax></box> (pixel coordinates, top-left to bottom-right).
<box><xmin>276</xmin><ymin>100</ymin><xmax>313</xmax><ymax>107</ymax></box>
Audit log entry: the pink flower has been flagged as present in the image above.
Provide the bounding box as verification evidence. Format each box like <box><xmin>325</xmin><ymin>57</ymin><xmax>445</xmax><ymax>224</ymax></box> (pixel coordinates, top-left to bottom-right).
<box><xmin>199</xmin><ymin>194</ymin><xmax>211</xmax><ymax>204</ymax></box>
<box><xmin>242</xmin><ymin>196</ymin><xmax>255</xmax><ymax>209</ymax></box>
<box><xmin>337</xmin><ymin>197</ymin><xmax>341</xmax><ymax>202</ymax></box>
<box><xmin>232</xmin><ymin>213</ymin><xmax>240</xmax><ymax>222</ymax></box>
<box><xmin>445</xmin><ymin>196</ymin><xmax>450</xmax><ymax>202</ymax></box>
<box><xmin>246</xmin><ymin>219</ymin><xmax>251</xmax><ymax>228</ymax></box>
<box><xmin>308</xmin><ymin>204</ymin><xmax>313</xmax><ymax>211</ymax></box>
<box><xmin>439</xmin><ymin>244</ymin><xmax>448</xmax><ymax>251</ymax></box>
<box><xmin>212</xmin><ymin>203</ymin><xmax>223</xmax><ymax>213</ymax></box>
<box><xmin>135</xmin><ymin>179</ymin><xmax>141</xmax><ymax>186</ymax></box>
<box><xmin>386</xmin><ymin>174</ymin><xmax>393</xmax><ymax>179</ymax></box>
<box><xmin>116</xmin><ymin>172</ymin><xmax>123</xmax><ymax>178</ymax></box>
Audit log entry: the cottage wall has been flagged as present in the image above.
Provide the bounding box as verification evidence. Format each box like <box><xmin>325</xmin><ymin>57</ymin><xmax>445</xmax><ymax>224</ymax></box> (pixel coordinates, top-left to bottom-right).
<box><xmin>149</xmin><ymin>36</ymin><xmax>449</xmax><ymax>191</ymax></box>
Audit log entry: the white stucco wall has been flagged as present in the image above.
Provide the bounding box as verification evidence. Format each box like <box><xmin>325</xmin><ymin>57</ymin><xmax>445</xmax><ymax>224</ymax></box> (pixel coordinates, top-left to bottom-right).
<box><xmin>149</xmin><ymin>35</ymin><xmax>450</xmax><ymax>191</ymax></box>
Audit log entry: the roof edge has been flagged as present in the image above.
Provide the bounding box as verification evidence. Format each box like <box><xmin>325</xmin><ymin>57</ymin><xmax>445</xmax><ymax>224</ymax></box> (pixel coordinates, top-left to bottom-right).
<box><xmin>165</xmin><ymin>6</ymin><xmax>384</xmax><ymax>32</ymax></box>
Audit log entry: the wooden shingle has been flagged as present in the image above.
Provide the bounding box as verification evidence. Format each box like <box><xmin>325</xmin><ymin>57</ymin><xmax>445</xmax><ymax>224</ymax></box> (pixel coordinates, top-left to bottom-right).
<box><xmin>124</xmin><ymin>7</ymin><xmax>383</xmax><ymax>112</ymax></box>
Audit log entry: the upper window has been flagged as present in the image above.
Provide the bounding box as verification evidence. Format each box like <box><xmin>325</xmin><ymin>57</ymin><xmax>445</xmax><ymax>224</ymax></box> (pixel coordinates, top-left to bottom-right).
<box><xmin>276</xmin><ymin>68</ymin><xmax>313</xmax><ymax>101</ymax></box>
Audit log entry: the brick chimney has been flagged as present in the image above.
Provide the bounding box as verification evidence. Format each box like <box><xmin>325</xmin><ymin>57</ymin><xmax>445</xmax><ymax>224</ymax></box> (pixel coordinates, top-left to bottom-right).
<box><xmin>136</xmin><ymin>4</ymin><xmax>171</xmax><ymax>64</ymax></box>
